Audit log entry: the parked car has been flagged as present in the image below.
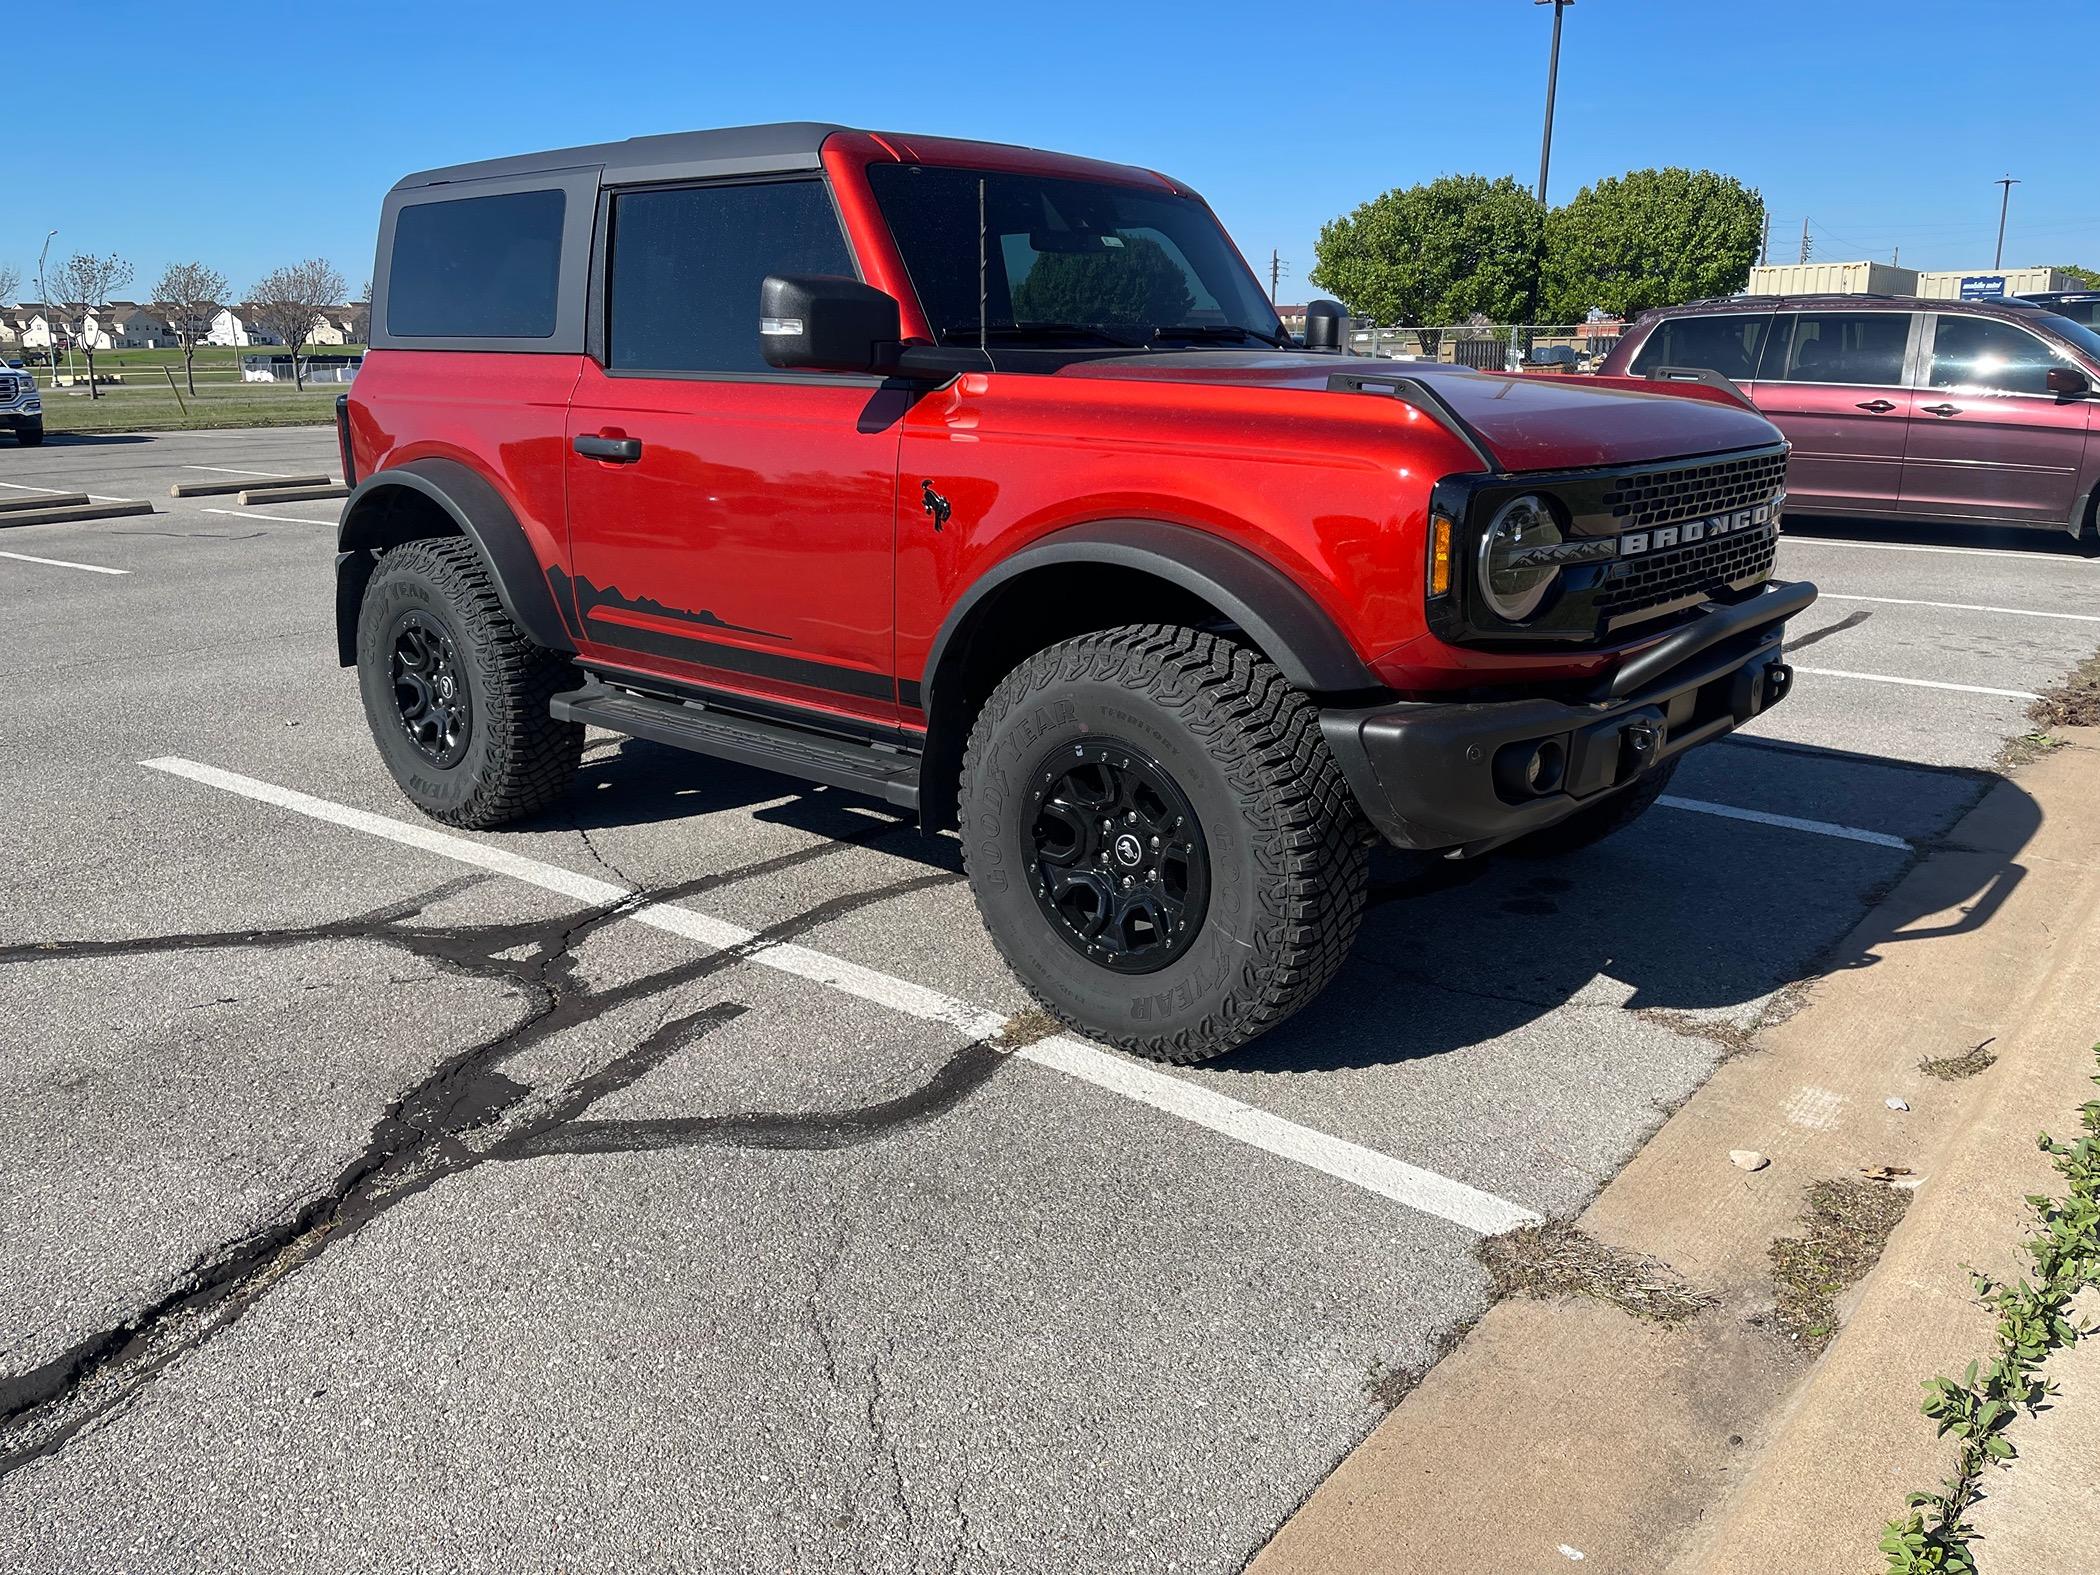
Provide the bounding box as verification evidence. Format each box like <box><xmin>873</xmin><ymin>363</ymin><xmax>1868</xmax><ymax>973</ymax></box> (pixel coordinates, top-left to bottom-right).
<box><xmin>0</xmin><ymin>363</ymin><xmax>41</xmax><ymax>446</ymax></box>
<box><xmin>338</xmin><ymin>122</ymin><xmax>1811</xmax><ymax>1062</ymax></box>
<box><xmin>1600</xmin><ymin>295</ymin><xmax>2100</xmax><ymax>536</ymax></box>
<box><xmin>2019</xmin><ymin>290</ymin><xmax>2100</xmax><ymax>329</ymax></box>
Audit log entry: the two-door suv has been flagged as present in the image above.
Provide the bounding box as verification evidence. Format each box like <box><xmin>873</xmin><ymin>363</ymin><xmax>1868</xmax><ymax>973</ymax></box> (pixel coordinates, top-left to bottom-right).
<box><xmin>339</xmin><ymin>123</ymin><xmax>1813</xmax><ymax>1063</ymax></box>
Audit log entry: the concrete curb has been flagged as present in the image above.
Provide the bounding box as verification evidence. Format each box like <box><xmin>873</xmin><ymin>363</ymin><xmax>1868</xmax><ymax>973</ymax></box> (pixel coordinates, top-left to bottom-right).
<box><xmin>235</xmin><ymin>484</ymin><xmax>349</xmax><ymax>506</ymax></box>
<box><xmin>1251</xmin><ymin>728</ymin><xmax>2100</xmax><ymax>1575</ymax></box>
<box><xmin>0</xmin><ymin>501</ymin><xmax>155</xmax><ymax>529</ymax></box>
<box><xmin>168</xmin><ymin>475</ymin><xmax>330</xmax><ymax>498</ymax></box>
<box><xmin>0</xmin><ymin>494</ymin><xmax>89</xmax><ymax>514</ymax></box>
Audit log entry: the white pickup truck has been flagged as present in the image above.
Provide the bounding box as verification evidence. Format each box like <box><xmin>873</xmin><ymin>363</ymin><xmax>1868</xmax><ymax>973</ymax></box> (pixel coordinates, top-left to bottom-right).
<box><xmin>1</xmin><ymin>360</ymin><xmax>44</xmax><ymax>446</ymax></box>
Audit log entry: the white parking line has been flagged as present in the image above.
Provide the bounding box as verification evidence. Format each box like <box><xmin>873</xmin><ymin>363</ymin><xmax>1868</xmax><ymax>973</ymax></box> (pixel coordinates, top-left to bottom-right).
<box><xmin>183</xmin><ymin>464</ymin><xmax>297</xmax><ymax>478</ymax></box>
<box><xmin>1817</xmin><ymin>593</ymin><xmax>2100</xmax><ymax>625</ymax></box>
<box><xmin>1781</xmin><ymin>536</ymin><xmax>2096</xmax><ymax>565</ymax></box>
<box><xmin>140</xmin><ymin>755</ymin><xmax>1542</xmax><ymax>1237</ymax></box>
<box><xmin>0</xmin><ymin>550</ymin><xmax>130</xmax><ymax>576</ymax></box>
<box><xmin>1792</xmin><ymin>666</ymin><xmax>2042</xmax><ymax>701</ymax></box>
<box><xmin>0</xmin><ymin>479</ymin><xmax>131</xmax><ymax>505</ymax></box>
<box><xmin>1659</xmin><ymin>796</ymin><xmax>1910</xmax><ymax>851</ymax></box>
<box><xmin>201</xmin><ymin>507</ymin><xmax>335</xmax><ymax>526</ymax></box>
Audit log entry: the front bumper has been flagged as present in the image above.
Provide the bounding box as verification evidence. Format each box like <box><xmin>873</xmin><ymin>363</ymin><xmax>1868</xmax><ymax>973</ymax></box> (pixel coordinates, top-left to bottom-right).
<box><xmin>0</xmin><ymin>399</ymin><xmax>40</xmax><ymax>425</ymax></box>
<box><xmin>1321</xmin><ymin>580</ymin><xmax>1817</xmax><ymax>854</ymax></box>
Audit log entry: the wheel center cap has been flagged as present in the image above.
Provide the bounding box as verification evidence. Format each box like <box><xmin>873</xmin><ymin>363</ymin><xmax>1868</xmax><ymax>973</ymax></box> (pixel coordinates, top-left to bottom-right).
<box><xmin>1113</xmin><ymin>832</ymin><xmax>1144</xmax><ymax>868</ymax></box>
<box><xmin>437</xmin><ymin>675</ymin><xmax>454</xmax><ymax>700</ymax></box>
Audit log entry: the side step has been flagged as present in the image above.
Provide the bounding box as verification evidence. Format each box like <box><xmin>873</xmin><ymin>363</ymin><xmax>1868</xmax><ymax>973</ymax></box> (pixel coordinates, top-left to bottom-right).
<box><xmin>551</xmin><ymin>683</ymin><xmax>920</xmax><ymax>811</ymax></box>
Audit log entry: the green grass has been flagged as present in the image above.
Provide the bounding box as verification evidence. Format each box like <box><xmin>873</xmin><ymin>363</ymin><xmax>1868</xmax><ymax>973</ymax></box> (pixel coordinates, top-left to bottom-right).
<box><xmin>28</xmin><ymin>346</ymin><xmax>368</xmax><ymax>385</ymax></box>
<box><xmin>41</xmin><ymin>383</ymin><xmax>341</xmax><ymax>434</ymax></box>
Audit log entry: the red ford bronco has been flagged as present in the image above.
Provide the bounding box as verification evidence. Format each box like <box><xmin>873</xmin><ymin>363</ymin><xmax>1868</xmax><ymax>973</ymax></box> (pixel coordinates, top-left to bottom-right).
<box><xmin>338</xmin><ymin>123</ymin><xmax>1814</xmax><ymax>1063</ymax></box>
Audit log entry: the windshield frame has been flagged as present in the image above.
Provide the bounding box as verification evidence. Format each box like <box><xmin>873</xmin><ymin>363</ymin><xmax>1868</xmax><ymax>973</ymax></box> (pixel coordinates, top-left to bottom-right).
<box><xmin>2034</xmin><ymin>311</ymin><xmax>2100</xmax><ymax>368</ymax></box>
<box><xmin>865</xmin><ymin>161</ymin><xmax>1285</xmax><ymax>355</ymax></box>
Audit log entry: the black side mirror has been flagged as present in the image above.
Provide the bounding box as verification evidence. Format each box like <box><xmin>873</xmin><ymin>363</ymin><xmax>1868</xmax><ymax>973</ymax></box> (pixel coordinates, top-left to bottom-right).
<box><xmin>760</xmin><ymin>275</ymin><xmax>901</xmax><ymax>374</ymax></box>
<box><xmin>2045</xmin><ymin>365</ymin><xmax>2093</xmax><ymax>398</ymax></box>
<box><xmin>1304</xmin><ymin>300</ymin><xmax>1350</xmax><ymax>354</ymax></box>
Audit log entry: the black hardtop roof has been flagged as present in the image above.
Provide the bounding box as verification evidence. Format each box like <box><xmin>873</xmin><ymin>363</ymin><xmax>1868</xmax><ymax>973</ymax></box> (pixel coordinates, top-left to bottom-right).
<box><xmin>392</xmin><ymin>120</ymin><xmax>850</xmax><ymax>191</ymax></box>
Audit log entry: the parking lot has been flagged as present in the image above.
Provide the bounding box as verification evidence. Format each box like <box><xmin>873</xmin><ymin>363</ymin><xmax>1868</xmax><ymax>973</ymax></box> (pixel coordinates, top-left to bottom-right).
<box><xmin>2</xmin><ymin>427</ymin><xmax>2095</xmax><ymax>1572</ymax></box>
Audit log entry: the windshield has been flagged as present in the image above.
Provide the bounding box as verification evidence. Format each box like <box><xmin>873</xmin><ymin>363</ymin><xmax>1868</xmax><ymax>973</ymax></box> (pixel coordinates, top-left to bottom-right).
<box><xmin>2037</xmin><ymin>313</ymin><xmax>2100</xmax><ymax>365</ymax></box>
<box><xmin>867</xmin><ymin>163</ymin><xmax>1284</xmax><ymax>349</ymax></box>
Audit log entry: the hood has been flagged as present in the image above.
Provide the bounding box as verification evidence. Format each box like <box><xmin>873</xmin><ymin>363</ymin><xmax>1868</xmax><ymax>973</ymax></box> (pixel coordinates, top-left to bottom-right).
<box><xmin>1054</xmin><ymin>352</ymin><xmax>1780</xmax><ymax>472</ymax></box>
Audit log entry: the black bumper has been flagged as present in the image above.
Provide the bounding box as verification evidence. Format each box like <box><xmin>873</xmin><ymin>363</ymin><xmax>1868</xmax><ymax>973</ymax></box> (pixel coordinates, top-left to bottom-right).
<box><xmin>1321</xmin><ymin>581</ymin><xmax>1816</xmax><ymax>854</ymax></box>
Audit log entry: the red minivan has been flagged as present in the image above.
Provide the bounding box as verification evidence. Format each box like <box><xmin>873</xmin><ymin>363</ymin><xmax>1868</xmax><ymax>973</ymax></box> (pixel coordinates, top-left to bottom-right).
<box><xmin>1600</xmin><ymin>296</ymin><xmax>2100</xmax><ymax>537</ymax></box>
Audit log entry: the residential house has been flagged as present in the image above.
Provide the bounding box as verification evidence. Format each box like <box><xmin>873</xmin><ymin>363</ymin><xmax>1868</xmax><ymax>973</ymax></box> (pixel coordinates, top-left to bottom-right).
<box><xmin>99</xmin><ymin>302</ymin><xmax>174</xmax><ymax>349</ymax></box>
<box><xmin>205</xmin><ymin>306</ymin><xmax>282</xmax><ymax>347</ymax></box>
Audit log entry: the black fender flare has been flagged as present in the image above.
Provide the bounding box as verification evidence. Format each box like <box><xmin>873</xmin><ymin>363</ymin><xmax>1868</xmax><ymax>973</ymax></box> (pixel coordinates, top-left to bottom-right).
<box><xmin>919</xmin><ymin>518</ymin><xmax>1377</xmax><ymax>711</ymax></box>
<box><xmin>333</xmin><ymin>458</ymin><xmax>574</xmax><ymax>666</ymax></box>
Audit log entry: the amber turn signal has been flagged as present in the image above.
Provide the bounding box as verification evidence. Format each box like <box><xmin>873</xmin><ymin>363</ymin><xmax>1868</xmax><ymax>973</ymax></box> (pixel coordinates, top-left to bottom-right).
<box><xmin>1429</xmin><ymin>513</ymin><xmax>1453</xmax><ymax>596</ymax></box>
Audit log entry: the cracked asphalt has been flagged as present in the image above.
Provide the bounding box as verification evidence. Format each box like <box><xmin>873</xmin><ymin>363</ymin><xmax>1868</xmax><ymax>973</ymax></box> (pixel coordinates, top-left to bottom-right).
<box><xmin>2</xmin><ymin>427</ymin><xmax>2096</xmax><ymax>1572</ymax></box>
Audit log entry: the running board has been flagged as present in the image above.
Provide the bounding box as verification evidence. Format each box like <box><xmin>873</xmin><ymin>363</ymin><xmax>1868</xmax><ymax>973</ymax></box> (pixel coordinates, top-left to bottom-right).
<box><xmin>551</xmin><ymin>684</ymin><xmax>920</xmax><ymax>811</ymax></box>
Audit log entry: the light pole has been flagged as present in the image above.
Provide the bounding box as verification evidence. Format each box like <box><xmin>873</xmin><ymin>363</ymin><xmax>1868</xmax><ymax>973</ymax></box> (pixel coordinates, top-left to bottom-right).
<box><xmin>36</xmin><ymin>229</ymin><xmax>56</xmax><ymax>369</ymax></box>
<box><xmin>1535</xmin><ymin>0</ymin><xmax>1573</xmax><ymax>205</ymax></box>
<box><xmin>1993</xmin><ymin>175</ymin><xmax>2020</xmax><ymax>270</ymax></box>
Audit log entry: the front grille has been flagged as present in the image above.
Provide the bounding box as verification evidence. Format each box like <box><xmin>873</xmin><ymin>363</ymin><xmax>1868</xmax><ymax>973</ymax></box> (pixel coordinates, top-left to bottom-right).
<box><xmin>1598</xmin><ymin>522</ymin><xmax>1777</xmax><ymax>625</ymax></box>
<box><xmin>1599</xmin><ymin>450</ymin><xmax>1788</xmax><ymax>532</ymax></box>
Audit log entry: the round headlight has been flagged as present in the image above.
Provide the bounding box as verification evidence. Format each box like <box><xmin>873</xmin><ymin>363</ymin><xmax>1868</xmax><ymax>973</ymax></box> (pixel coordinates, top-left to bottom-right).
<box><xmin>1477</xmin><ymin>494</ymin><xmax>1563</xmax><ymax>622</ymax></box>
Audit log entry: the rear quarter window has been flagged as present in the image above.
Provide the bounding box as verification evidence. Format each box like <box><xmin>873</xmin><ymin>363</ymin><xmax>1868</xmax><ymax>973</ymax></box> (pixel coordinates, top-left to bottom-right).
<box><xmin>1628</xmin><ymin>314</ymin><xmax>1772</xmax><ymax>381</ymax></box>
<box><xmin>386</xmin><ymin>188</ymin><xmax>566</xmax><ymax>339</ymax></box>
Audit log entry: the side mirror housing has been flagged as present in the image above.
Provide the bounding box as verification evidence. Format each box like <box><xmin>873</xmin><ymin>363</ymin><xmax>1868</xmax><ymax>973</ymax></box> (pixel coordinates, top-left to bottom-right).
<box><xmin>2045</xmin><ymin>365</ymin><xmax>2093</xmax><ymax>398</ymax></box>
<box><xmin>1304</xmin><ymin>300</ymin><xmax>1350</xmax><ymax>354</ymax></box>
<box><xmin>759</xmin><ymin>275</ymin><xmax>901</xmax><ymax>374</ymax></box>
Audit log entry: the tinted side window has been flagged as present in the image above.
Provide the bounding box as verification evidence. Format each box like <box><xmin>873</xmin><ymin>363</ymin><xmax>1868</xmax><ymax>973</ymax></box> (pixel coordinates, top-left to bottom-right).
<box><xmin>388</xmin><ymin>189</ymin><xmax>565</xmax><ymax>339</ymax></box>
<box><xmin>608</xmin><ymin>181</ymin><xmax>853</xmax><ymax>374</ymax></box>
<box><xmin>1927</xmin><ymin>316</ymin><xmax>2059</xmax><ymax>395</ymax></box>
<box><xmin>1766</xmin><ymin>312</ymin><xmax>1909</xmax><ymax>385</ymax></box>
<box><xmin>1628</xmin><ymin>314</ymin><xmax>1772</xmax><ymax>381</ymax></box>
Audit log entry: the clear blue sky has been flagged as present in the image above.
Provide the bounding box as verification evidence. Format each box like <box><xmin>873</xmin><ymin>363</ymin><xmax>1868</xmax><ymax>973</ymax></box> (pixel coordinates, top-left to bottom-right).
<box><xmin>14</xmin><ymin>0</ymin><xmax>2096</xmax><ymax>305</ymax></box>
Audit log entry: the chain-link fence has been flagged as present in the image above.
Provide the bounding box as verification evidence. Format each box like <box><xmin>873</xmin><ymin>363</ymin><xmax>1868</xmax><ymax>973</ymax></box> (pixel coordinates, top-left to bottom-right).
<box><xmin>1344</xmin><ymin>322</ymin><xmax>1625</xmax><ymax>372</ymax></box>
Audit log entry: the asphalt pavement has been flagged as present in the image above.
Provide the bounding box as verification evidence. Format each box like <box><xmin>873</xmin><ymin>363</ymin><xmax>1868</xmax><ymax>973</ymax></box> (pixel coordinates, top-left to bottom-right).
<box><xmin>1</xmin><ymin>427</ymin><xmax>2094</xmax><ymax>1572</ymax></box>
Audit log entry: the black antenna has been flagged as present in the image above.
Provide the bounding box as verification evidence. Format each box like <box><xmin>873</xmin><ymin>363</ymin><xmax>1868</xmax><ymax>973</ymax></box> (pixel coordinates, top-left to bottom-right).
<box><xmin>978</xmin><ymin>177</ymin><xmax>988</xmax><ymax>355</ymax></box>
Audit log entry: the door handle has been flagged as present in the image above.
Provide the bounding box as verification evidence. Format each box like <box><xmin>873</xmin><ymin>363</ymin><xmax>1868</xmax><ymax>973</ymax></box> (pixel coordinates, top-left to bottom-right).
<box><xmin>1921</xmin><ymin>403</ymin><xmax>1962</xmax><ymax>418</ymax></box>
<box><xmin>573</xmin><ymin>433</ymin><xmax>643</xmax><ymax>462</ymax></box>
<box><xmin>1854</xmin><ymin>398</ymin><xmax>1896</xmax><ymax>413</ymax></box>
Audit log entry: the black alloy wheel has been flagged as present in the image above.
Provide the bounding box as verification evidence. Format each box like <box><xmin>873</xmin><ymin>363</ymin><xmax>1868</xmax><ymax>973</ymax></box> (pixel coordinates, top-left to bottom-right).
<box><xmin>388</xmin><ymin>610</ymin><xmax>472</xmax><ymax>766</ymax></box>
<box><xmin>1027</xmin><ymin>741</ymin><xmax>1209</xmax><ymax>975</ymax></box>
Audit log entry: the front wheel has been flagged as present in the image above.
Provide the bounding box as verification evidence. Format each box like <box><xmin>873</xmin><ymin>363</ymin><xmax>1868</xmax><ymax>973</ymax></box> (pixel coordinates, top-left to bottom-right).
<box><xmin>959</xmin><ymin>625</ymin><xmax>1370</xmax><ymax>1064</ymax></box>
<box><xmin>355</xmin><ymin>537</ymin><xmax>582</xmax><ymax>828</ymax></box>
<box><xmin>1510</xmin><ymin>758</ymin><xmax>1679</xmax><ymax>858</ymax></box>
<box><xmin>12</xmin><ymin>418</ymin><xmax>43</xmax><ymax>446</ymax></box>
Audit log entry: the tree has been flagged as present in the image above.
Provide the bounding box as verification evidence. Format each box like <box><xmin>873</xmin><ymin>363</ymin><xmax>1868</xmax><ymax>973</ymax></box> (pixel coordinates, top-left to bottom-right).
<box><xmin>1009</xmin><ymin>236</ymin><xmax>1193</xmax><ymax>327</ymax></box>
<box><xmin>346</xmin><ymin>277</ymin><xmax>372</xmax><ymax>345</ymax></box>
<box><xmin>46</xmin><ymin>252</ymin><xmax>133</xmax><ymax>400</ymax></box>
<box><xmin>0</xmin><ymin>263</ymin><xmax>18</xmax><ymax>303</ymax></box>
<box><xmin>150</xmin><ymin>261</ymin><xmax>229</xmax><ymax>394</ymax></box>
<box><xmin>248</xmin><ymin>258</ymin><xmax>346</xmax><ymax>389</ymax></box>
<box><xmin>2052</xmin><ymin>264</ymin><xmax>2100</xmax><ymax>290</ymax></box>
<box><xmin>1541</xmin><ymin>168</ymin><xmax>1764</xmax><ymax>321</ymax></box>
<box><xmin>1310</xmin><ymin>175</ymin><xmax>1543</xmax><ymax>329</ymax></box>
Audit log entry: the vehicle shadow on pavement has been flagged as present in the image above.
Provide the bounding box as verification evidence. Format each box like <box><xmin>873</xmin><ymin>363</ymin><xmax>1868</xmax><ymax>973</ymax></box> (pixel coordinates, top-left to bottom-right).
<box><xmin>1782</xmin><ymin>512</ymin><xmax>2098</xmax><ymax>558</ymax></box>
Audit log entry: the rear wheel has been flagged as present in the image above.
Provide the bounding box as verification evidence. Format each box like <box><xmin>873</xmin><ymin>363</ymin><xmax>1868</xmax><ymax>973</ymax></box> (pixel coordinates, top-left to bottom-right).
<box><xmin>959</xmin><ymin>625</ymin><xmax>1369</xmax><ymax>1064</ymax></box>
<box><xmin>355</xmin><ymin>537</ymin><xmax>582</xmax><ymax>828</ymax></box>
<box><xmin>1511</xmin><ymin>758</ymin><xmax>1678</xmax><ymax>858</ymax></box>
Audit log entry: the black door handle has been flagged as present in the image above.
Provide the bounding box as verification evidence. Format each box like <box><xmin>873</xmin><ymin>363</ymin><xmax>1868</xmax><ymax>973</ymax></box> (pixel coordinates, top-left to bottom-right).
<box><xmin>574</xmin><ymin>433</ymin><xmax>643</xmax><ymax>462</ymax></box>
<box><xmin>1921</xmin><ymin>403</ymin><xmax>1962</xmax><ymax>417</ymax></box>
<box><xmin>1854</xmin><ymin>398</ymin><xmax>1896</xmax><ymax>413</ymax></box>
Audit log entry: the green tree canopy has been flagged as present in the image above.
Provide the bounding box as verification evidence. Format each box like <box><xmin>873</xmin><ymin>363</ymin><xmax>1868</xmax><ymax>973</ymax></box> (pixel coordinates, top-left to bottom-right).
<box><xmin>1008</xmin><ymin>235</ymin><xmax>1193</xmax><ymax>326</ymax></box>
<box><xmin>1310</xmin><ymin>174</ymin><xmax>1544</xmax><ymax>326</ymax></box>
<box><xmin>1541</xmin><ymin>168</ymin><xmax>1765</xmax><ymax>320</ymax></box>
<box><xmin>2052</xmin><ymin>264</ymin><xmax>2100</xmax><ymax>289</ymax></box>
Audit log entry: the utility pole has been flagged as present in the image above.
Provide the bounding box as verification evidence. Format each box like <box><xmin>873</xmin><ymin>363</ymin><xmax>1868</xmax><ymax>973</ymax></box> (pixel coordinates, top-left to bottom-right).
<box><xmin>1269</xmin><ymin>248</ymin><xmax>1288</xmax><ymax>305</ymax></box>
<box><xmin>1993</xmin><ymin>175</ymin><xmax>2020</xmax><ymax>270</ymax></box>
<box><xmin>1798</xmin><ymin>217</ymin><xmax>1812</xmax><ymax>265</ymax></box>
<box><xmin>1534</xmin><ymin>0</ymin><xmax>1573</xmax><ymax>204</ymax></box>
<box><xmin>1760</xmin><ymin>214</ymin><xmax>1771</xmax><ymax>267</ymax></box>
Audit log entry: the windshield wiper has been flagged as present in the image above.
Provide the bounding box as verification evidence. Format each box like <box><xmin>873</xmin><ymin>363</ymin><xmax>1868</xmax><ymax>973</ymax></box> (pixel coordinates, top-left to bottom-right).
<box><xmin>939</xmin><ymin>322</ymin><xmax>1143</xmax><ymax>348</ymax></box>
<box><xmin>1150</xmin><ymin>324</ymin><xmax>1290</xmax><ymax>348</ymax></box>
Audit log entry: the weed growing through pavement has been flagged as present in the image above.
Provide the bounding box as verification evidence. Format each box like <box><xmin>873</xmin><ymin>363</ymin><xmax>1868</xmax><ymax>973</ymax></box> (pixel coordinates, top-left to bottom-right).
<box><xmin>2028</xmin><ymin>653</ymin><xmax>2100</xmax><ymax>731</ymax></box>
<box><xmin>1880</xmin><ymin>1045</ymin><xmax>2100</xmax><ymax>1574</ymax></box>
<box><xmin>1767</xmin><ymin>1180</ymin><xmax>1912</xmax><ymax>1351</ymax></box>
<box><xmin>1477</xmin><ymin>1221</ymin><xmax>1712</xmax><ymax>1325</ymax></box>
<box><xmin>1920</xmin><ymin>1039</ymin><xmax>1999</xmax><ymax>1083</ymax></box>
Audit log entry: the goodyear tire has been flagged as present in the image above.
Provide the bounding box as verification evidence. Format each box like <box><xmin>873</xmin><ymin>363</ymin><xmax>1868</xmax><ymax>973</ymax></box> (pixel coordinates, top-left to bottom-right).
<box><xmin>1510</xmin><ymin>758</ymin><xmax>1679</xmax><ymax>858</ymax></box>
<box><xmin>959</xmin><ymin>624</ymin><xmax>1370</xmax><ymax>1064</ymax></box>
<box><xmin>355</xmin><ymin>537</ymin><xmax>582</xmax><ymax>829</ymax></box>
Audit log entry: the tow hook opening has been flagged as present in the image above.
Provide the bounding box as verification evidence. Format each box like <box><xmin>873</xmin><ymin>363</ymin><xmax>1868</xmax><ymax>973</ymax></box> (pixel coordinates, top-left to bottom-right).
<box><xmin>1494</xmin><ymin>735</ymin><xmax>1570</xmax><ymax>800</ymax></box>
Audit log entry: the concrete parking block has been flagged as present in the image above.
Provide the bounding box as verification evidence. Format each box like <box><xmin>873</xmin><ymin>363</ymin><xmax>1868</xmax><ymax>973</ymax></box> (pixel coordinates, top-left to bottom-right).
<box><xmin>168</xmin><ymin>475</ymin><xmax>330</xmax><ymax>498</ymax></box>
<box><xmin>0</xmin><ymin>495</ymin><xmax>89</xmax><ymax>514</ymax></box>
<box><xmin>234</xmin><ymin>484</ymin><xmax>349</xmax><ymax>506</ymax></box>
<box><xmin>0</xmin><ymin>501</ymin><xmax>153</xmax><ymax>529</ymax></box>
